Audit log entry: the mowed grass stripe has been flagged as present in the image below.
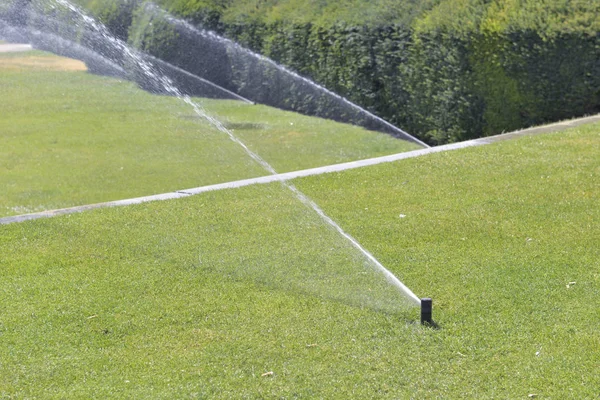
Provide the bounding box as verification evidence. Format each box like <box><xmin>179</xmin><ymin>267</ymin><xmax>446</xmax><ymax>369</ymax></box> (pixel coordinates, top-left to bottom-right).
<box><xmin>4</xmin><ymin>110</ymin><xmax>597</xmax><ymax>225</ymax></box>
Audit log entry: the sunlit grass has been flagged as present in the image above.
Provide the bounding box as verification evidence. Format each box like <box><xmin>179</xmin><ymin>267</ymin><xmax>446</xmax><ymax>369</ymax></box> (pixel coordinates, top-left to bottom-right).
<box><xmin>0</xmin><ymin>50</ymin><xmax>417</xmax><ymax>216</ymax></box>
<box><xmin>202</xmin><ymin>100</ymin><xmax>421</xmax><ymax>172</ymax></box>
<box><xmin>1</xmin><ymin>122</ymin><xmax>598</xmax><ymax>397</ymax></box>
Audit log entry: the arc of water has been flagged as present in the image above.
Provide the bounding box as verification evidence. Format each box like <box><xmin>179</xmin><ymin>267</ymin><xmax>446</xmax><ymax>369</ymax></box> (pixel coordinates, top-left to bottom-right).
<box><xmin>146</xmin><ymin>3</ymin><xmax>430</xmax><ymax>149</ymax></box>
<box><xmin>286</xmin><ymin>184</ymin><xmax>422</xmax><ymax>305</ymax></box>
<box><xmin>3</xmin><ymin>10</ymin><xmax>251</xmax><ymax>103</ymax></box>
<box><xmin>37</xmin><ymin>0</ymin><xmax>423</xmax><ymax>307</ymax></box>
<box><xmin>144</xmin><ymin>53</ymin><xmax>254</xmax><ymax>104</ymax></box>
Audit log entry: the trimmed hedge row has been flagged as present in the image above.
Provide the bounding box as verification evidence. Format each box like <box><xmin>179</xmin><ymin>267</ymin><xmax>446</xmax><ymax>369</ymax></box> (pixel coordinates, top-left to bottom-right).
<box><xmin>6</xmin><ymin>0</ymin><xmax>597</xmax><ymax>144</ymax></box>
<box><xmin>124</xmin><ymin>2</ymin><xmax>599</xmax><ymax>144</ymax></box>
<box><xmin>126</xmin><ymin>5</ymin><xmax>419</xmax><ymax>141</ymax></box>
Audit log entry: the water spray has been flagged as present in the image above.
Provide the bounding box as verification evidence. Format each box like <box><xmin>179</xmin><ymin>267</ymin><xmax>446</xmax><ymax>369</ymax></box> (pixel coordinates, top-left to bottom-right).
<box><xmin>148</xmin><ymin>3</ymin><xmax>429</xmax><ymax>148</ymax></box>
<box><xmin>142</xmin><ymin>53</ymin><xmax>254</xmax><ymax>103</ymax></box>
<box><xmin>16</xmin><ymin>0</ymin><xmax>428</xmax><ymax>319</ymax></box>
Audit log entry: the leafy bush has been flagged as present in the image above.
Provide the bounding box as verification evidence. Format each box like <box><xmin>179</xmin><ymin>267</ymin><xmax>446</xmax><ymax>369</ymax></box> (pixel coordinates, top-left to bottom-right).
<box><xmin>402</xmin><ymin>31</ymin><xmax>485</xmax><ymax>144</ymax></box>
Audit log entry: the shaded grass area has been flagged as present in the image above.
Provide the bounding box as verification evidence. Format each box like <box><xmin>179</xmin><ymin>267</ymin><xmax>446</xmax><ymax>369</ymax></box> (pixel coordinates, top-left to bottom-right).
<box><xmin>1</xmin><ymin>122</ymin><xmax>599</xmax><ymax>397</ymax></box>
<box><xmin>0</xmin><ymin>50</ymin><xmax>417</xmax><ymax>216</ymax></box>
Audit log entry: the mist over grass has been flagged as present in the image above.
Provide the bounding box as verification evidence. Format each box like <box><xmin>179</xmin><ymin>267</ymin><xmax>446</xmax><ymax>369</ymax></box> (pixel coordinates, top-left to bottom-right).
<box><xmin>0</xmin><ymin>177</ymin><xmax>420</xmax><ymax>398</ymax></box>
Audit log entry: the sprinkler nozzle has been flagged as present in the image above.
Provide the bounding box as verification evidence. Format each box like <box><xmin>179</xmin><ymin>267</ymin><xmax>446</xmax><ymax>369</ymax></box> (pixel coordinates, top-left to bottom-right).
<box><xmin>420</xmin><ymin>298</ymin><xmax>433</xmax><ymax>325</ymax></box>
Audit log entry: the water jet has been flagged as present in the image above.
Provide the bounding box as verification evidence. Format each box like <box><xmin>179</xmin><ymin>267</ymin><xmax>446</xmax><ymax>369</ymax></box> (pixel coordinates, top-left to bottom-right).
<box><xmin>2</xmin><ymin>0</ymin><xmax>427</xmax><ymax>315</ymax></box>
<box><xmin>134</xmin><ymin>3</ymin><xmax>430</xmax><ymax>148</ymax></box>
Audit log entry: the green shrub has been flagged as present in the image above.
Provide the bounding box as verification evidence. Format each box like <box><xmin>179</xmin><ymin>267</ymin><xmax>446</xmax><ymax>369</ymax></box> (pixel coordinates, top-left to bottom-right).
<box><xmin>402</xmin><ymin>31</ymin><xmax>485</xmax><ymax>144</ymax></box>
<box><xmin>128</xmin><ymin>2</ymin><xmax>179</xmax><ymax>60</ymax></box>
<box><xmin>469</xmin><ymin>33</ymin><xmax>529</xmax><ymax>135</ymax></box>
<box><xmin>84</xmin><ymin>0</ymin><xmax>139</xmax><ymax>41</ymax></box>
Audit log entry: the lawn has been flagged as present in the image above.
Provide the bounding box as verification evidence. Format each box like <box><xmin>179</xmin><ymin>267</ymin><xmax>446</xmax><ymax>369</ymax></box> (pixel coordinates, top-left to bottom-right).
<box><xmin>0</xmin><ymin>50</ymin><xmax>419</xmax><ymax>217</ymax></box>
<box><xmin>1</xmin><ymin>119</ymin><xmax>598</xmax><ymax>397</ymax></box>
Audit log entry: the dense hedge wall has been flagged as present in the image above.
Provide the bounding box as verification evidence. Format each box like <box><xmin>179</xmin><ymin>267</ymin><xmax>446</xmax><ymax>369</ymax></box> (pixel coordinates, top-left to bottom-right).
<box><xmin>126</xmin><ymin>5</ymin><xmax>418</xmax><ymax>140</ymax></box>
<box><xmin>123</xmin><ymin>1</ymin><xmax>600</xmax><ymax>144</ymax></box>
<box><xmin>155</xmin><ymin>0</ymin><xmax>439</xmax><ymax>28</ymax></box>
<box><xmin>9</xmin><ymin>0</ymin><xmax>596</xmax><ymax>145</ymax></box>
<box><xmin>84</xmin><ymin>0</ymin><xmax>138</xmax><ymax>41</ymax></box>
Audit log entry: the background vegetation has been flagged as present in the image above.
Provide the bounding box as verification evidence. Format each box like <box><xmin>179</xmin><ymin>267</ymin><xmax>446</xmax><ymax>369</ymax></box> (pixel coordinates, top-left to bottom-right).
<box><xmin>3</xmin><ymin>0</ymin><xmax>597</xmax><ymax>144</ymax></box>
<box><xmin>65</xmin><ymin>0</ymin><xmax>598</xmax><ymax>145</ymax></box>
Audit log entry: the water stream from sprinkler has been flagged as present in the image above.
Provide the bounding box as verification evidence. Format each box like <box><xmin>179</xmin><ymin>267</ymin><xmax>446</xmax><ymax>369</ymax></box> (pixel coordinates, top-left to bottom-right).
<box><xmin>1</xmin><ymin>14</ymin><xmax>254</xmax><ymax>102</ymax></box>
<box><xmin>17</xmin><ymin>0</ymin><xmax>423</xmax><ymax>309</ymax></box>
<box><xmin>143</xmin><ymin>53</ymin><xmax>254</xmax><ymax>103</ymax></box>
<box><xmin>148</xmin><ymin>3</ymin><xmax>429</xmax><ymax>149</ymax></box>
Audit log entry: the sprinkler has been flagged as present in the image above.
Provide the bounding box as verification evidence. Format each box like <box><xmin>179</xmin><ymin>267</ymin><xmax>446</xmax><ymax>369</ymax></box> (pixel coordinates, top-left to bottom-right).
<box><xmin>420</xmin><ymin>298</ymin><xmax>433</xmax><ymax>325</ymax></box>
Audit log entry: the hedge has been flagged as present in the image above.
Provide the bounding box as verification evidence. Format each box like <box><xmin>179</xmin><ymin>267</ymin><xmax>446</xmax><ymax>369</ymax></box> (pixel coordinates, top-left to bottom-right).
<box><xmin>6</xmin><ymin>0</ymin><xmax>598</xmax><ymax>145</ymax></box>
<box><xmin>125</xmin><ymin>2</ymin><xmax>599</xmax><ymax>144</ymax></box>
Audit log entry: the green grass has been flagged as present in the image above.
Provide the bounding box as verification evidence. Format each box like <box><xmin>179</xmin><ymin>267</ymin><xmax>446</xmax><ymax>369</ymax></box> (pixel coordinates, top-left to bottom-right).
<box><xmin>1</xmin><ymin>121</ymin><xmax>599</xmax><ymax>397</ymax></box>
<box><xmin>0</xmin><ymin>50</ymin><xmax>418</xmax><ymax>217</ymax></box>
<box><xmin>205</xmin><ymin>100</ymin><xmax>420</xmax><ymax>173</ymax></box>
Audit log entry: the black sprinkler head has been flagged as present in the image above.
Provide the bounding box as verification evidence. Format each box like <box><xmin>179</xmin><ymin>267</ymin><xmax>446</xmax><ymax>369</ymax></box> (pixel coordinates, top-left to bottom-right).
<box><xmin>421</xmin><ymin>298</ymin><xmax>433</xmax><ymax>325</ymax></box>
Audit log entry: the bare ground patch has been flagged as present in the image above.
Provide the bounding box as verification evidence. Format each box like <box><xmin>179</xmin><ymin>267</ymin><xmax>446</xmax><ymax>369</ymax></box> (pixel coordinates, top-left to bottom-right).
<box><xmin>0</xmin><ymin>53</ymin><xmax>87</xmax><ymax>72</ymax></box>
